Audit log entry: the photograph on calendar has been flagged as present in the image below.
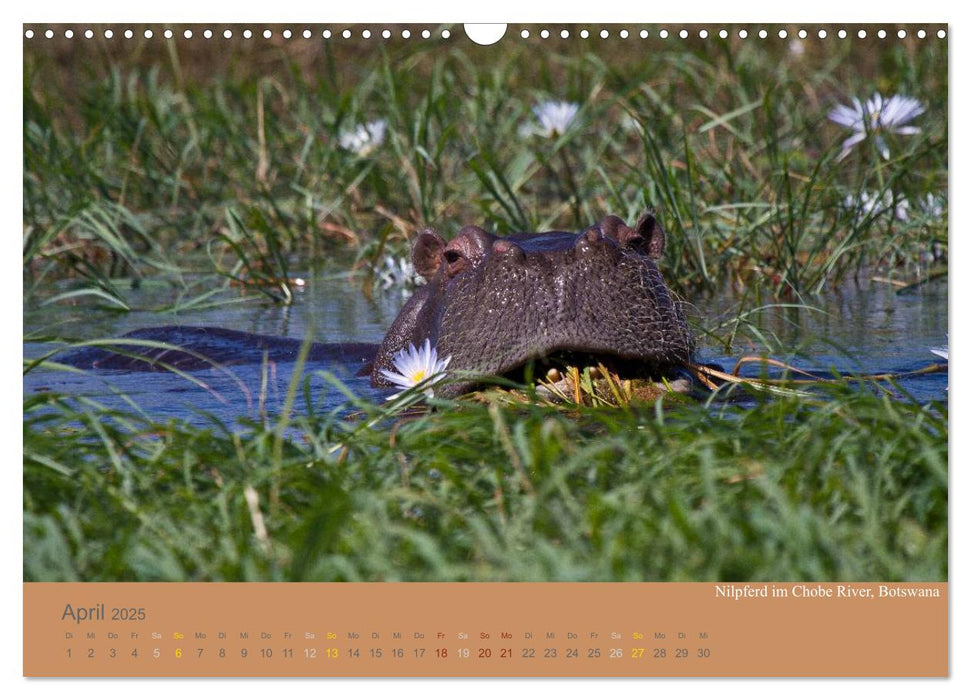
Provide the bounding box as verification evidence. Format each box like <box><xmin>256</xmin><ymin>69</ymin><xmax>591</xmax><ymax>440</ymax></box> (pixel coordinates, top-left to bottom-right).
<box><xmin>23</xmin><ymin>24</ymin><xmax>946</xmax><ymax>591</ymax></box>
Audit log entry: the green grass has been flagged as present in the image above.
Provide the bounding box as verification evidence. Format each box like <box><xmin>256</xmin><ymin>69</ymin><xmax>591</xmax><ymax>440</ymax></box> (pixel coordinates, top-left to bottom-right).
<box><xmin>24</xmin><ymin>28</ymin><xmax>947</xmax><ymax>300</ymax></box>
<box><xmin>23</xmin><ymin>380</ymin><xmax>947</xmax><ymax>582</ymax></box>
<box><xmin>23</xmin><ymin>26</ymin><xmax>948</xmax><ymax>582</ymax></box>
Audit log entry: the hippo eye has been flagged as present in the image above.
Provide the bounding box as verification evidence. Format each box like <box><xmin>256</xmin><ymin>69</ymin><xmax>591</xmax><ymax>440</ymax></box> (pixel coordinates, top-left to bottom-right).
<box><xmin>443</xmin><ymin>249</ymin><xmax>470</xmax><ymax>278</ymax></box>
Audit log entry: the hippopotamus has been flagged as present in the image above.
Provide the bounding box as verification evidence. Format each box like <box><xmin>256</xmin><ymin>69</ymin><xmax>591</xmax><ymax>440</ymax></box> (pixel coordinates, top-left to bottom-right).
<box><xmin>59</xmin><ymin>213</ymin><xmax>693</xmax><ymax>397</ymax></box>
<box><xmin>370</xmin><ymin>213</ymin><xmax>692</xmax><ymax>395</ymax></box>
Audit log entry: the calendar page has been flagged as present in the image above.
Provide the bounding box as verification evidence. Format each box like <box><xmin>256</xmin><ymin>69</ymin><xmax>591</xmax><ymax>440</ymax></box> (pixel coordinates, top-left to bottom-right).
<box><xmin>22</xmin><ymin>19</ymin><xmax>949</xmax><ymax>679</ymax></box>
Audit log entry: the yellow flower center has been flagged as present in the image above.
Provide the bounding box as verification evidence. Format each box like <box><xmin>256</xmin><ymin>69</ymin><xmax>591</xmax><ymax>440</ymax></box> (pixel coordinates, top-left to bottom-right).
<box><xmin>410</xmin><ymin>370</ymin><xmax>427</xmax><ymax>383</ymax></box>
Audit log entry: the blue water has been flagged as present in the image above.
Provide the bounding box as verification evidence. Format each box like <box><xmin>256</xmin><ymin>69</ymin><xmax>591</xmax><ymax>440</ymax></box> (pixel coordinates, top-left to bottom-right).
<box><xmin>24</xmin><ymin>272</ymin><xmax>399</xmax><ymax>426</ymax></box>
<box><xmin>23</xmin><ymin>271</ymin><xmax>948</xmax><ymax>428</ymax></box>
<box><xmin>692</xmin><ymin>280</ymin><xmax>949</xmax><ymax>402</ymax></box>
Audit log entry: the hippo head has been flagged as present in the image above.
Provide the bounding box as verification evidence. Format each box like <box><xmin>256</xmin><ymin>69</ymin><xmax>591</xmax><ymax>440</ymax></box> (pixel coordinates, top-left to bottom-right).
<box><xmin>371</xmin><ymin>213</ymin><xmax>693</xmax><ymax>397</ymax></box>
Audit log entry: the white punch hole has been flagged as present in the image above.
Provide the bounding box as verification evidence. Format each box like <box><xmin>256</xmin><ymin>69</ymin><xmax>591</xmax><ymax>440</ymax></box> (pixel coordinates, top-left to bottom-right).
<box><xmin>465</xmin><ymin>24</ymin><xmax>507</xmax><ymax>46</ymax></box>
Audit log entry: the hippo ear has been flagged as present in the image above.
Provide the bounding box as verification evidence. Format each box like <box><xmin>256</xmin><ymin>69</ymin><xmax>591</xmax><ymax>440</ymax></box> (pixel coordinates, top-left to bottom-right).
<box><xmin>412</xmin><ymin>229</ymin><xmax>447</xmax><ymax>279</ymax></box>
<box><xmin>596</xmin><ymin>215</ymin><xmax>627</xmax><ymax>242</ymax></box>
<box><xmin>599</xmin><ymin>214</ymin><xmax>650</xmax><ymax>255</ymax></box>
<box><xmin>634</xmin><ymin>212</ymin><xmax>666</xmax><ymax>260</ymax></box>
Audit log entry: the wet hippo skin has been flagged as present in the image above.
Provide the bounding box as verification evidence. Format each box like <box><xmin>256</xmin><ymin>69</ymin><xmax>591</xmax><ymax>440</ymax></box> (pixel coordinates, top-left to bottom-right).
<box><xmin>371</xmin><ymin>213</ymin><xmax>693</xmax><ymax>396</ymax></box>
<box><xmin>60</xmin><ymin>326</ymin><xmax>379</xmax><ymax>373</ymax></box>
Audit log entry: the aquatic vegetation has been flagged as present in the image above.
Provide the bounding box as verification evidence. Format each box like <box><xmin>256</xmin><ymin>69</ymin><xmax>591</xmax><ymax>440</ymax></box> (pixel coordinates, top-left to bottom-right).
<box><xmin>843</xmin><ymin>190</ymin><xmax>911</xmax><ymax>222</ymax></box>
<box><xmin>375</xmin><ymin>254</ymin><xmax>422</xmax><ymax>292</ymax></box>
<box><xmin>337</xmin><ymin>119</ymin><xmax>387</xmax><ymax>156</ymax></box>
<box><xmin>23</xmin><ymin>38</ymin><xmax>946</xmax><ymax>296</ymax></box>
<box><xmin>23</xmin><ymin>378</ymin><xmax>947</xmax><ymax>582</ymax></box>
<box><xmin>828</xmin><ymin>92</ymin><xmax>925</xmax><ymax>161</ymax></box>
<box><xmin>519</xmin><ymin>100</ymin><xmax>580</xmax><ymax>138</ymax></box>
<box><xmin>379</xmin><ymin>339</ymin><xmax>451</xmax><ymax>399</ymax></box>
<box><xmin>918</xmin><ymin>193</ymin><xmax>947</xmax><ymax>220</ymax></box>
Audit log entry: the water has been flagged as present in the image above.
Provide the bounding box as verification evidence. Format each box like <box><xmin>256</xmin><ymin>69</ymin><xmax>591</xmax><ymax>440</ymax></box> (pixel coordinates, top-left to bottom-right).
<box><xmin>693</xmin><ymin>280</ymin><xmax>948</xmax><ymax>402</ymax></box>
<box><xmin>23</xmin><ymin>272</ymin><xmax>404</xmax><ymax>426</ymax></box>
<box><xmin>23</xmin><ymin>272</ymin><xmax>948</xmax><ymax>428</ymax></box>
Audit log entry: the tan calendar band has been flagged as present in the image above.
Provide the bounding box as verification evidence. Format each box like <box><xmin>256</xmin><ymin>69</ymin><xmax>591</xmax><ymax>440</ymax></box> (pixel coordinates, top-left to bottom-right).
<box><xmin>24</xmin><ymin>582</ymin><xmax>947</xmax><ymax>677</ymax></box>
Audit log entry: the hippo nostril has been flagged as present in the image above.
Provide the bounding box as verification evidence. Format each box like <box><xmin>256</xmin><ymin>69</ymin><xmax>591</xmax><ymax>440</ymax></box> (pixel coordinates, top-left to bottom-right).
<box><xmin>575</xmin><ymin>227</ymin><xmax>608</xmax><ymax>254</ymax></box>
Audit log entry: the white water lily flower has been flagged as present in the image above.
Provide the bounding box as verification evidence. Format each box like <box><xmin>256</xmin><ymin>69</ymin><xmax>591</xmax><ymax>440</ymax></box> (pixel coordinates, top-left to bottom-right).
<box><xmin>520</xmin><ymin>100</ymin><xmax>579</xmax><ymax>138</ymax></box>
<box><xmin>843</xmin><ymin>191</ymin><xmax>910</xmax><ymax>222</ymax></box>
<box><xmin>338</xmin><ymin>119</ymin><xmax>387</xmax><ymax>156</ymax></box>
<box><xmin>377</xmin><ymin>254</ymin><xmax>422</xmax><ymax>292</ymax></box>
<box><xmin>929</xmin><ymin>346</ymin><xmax>948</xmax><ymax>361</ymax></box>
<box><xmin>920</xmin><ymin>193</ymin><xmax>946</xmax><ymax>220</ymax></box>
<box><xmin>828</xmin><ymin>93</ymin><xmax>925</xmax><ymax>161</ymax></box>
<box><xmin>379</xmin><ymin>339</ymin><xmax>451</xmax><ymax>399</ymax></box>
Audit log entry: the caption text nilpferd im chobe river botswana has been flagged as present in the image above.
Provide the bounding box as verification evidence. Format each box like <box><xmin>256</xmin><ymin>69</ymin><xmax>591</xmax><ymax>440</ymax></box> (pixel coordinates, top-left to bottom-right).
<box><xmin>714</xmin><ymin>584</ymin><xmax>941</xmax><ymax>601</ymax></box>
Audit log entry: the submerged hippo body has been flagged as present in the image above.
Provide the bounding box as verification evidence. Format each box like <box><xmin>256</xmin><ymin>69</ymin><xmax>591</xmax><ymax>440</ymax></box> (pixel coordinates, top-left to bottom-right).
<box><xmin>60</xmin><ymin>214</ymin><xmax>692</xmax><ymax>396</ymax></box>
<box><xmin>58</xmin><ymin>325</ymin><xmax>379</xmax><ymax>373</ymax></box>
<box><xmin>372</xmin><ymin>213</ymin><xmax>693</xmax><ymax>396</ymax></box>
